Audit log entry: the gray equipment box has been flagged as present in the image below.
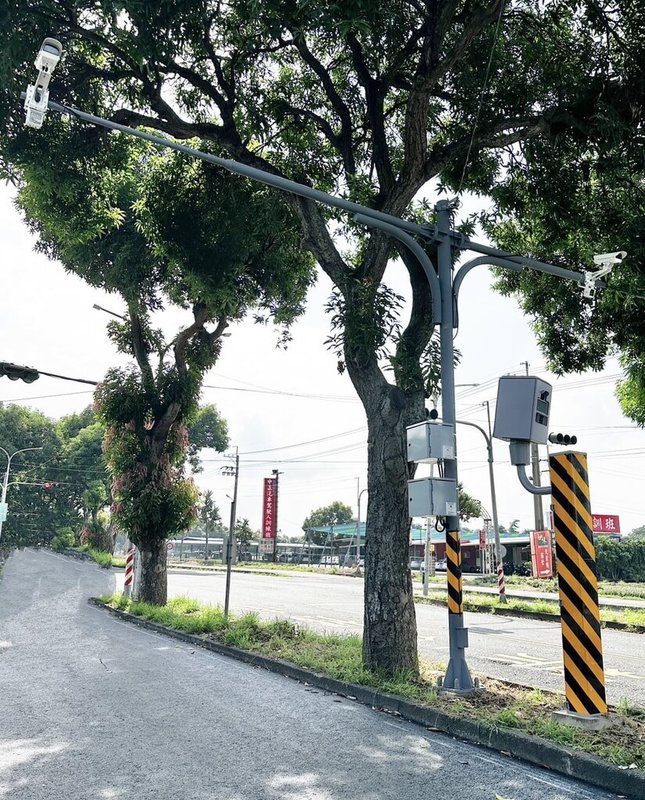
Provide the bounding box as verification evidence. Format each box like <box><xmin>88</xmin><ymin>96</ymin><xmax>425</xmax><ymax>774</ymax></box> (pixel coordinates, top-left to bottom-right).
<box><xmin>408</xmin><ymin>477</ymin><xmax>458</xmax><ymax>518</ymax></box>
<box><xmin>493</xmin><ymin>376</ymin><xmax>552</xmax><ymax>445</ymax></box>
<box><xmin>407</xmin><ymin>422</ymin><xmax>456</xmax><ymax>463</ymax></box>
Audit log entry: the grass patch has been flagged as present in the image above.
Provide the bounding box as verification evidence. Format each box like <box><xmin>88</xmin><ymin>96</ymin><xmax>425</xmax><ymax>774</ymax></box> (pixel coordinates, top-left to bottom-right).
<box><xmin>471</xmin><ymin>574</ymin><xmax>645</xmax><ymax>602</ymax></box>
<box><xmin>99</xmin><ymin>592</ymin><xmax>645</xmax><ymax>770</ymax></box>
<box><xmin>416</xmin><ymin>586</ymin><xmax>645</xmax><ymax>628</ymax></box>
<box><xmin>76</xmin><ymin>547</ymin><xmax>114</xmax><ymax>568</ymax></box>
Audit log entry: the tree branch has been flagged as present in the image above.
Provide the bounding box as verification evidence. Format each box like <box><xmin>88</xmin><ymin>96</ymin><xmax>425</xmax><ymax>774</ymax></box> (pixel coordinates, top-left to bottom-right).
<box><xmin>345</xmin><ymin>34</ymin><xmax>394</xmax><ymax>195</ymax></box>
<box><xmin>290</xmin><ymin>32</ymin><xmax>356</xmax><ymax>176</ymax></box>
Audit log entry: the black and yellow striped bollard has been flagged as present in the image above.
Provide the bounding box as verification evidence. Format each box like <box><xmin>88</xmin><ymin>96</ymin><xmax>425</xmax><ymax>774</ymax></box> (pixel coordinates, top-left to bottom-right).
<box><xmin>549</xmin><ymin>451</ymin><xmax>608</xmax><ymax>720</ymax></box>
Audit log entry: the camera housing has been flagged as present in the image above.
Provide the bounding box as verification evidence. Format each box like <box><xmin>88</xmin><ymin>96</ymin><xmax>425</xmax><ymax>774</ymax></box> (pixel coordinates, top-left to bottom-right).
<box><xmin>593</xmin><ymin>251</ymin><xmax>627</xmax><ymax>267</ymax></box>
<box><xmin>34</xmin><ymin>38</ymin><xmax>63</xmax><ymax>82</ymax></box>
<box><xmin>24</xmin><ymin>38</ymin><xmax>63</xmax><ymax>129</ymax></box>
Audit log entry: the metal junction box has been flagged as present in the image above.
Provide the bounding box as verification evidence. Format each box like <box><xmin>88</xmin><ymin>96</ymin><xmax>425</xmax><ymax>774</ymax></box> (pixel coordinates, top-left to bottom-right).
<box><xmin>408</xmin><ymin>477</ymin><xmax>458</xmax><ymax>518</ymax></box>
<box><xmin>407</xmin><ymin>422</ymin><xmax>456</xmax><ymax>463</ymax></box>
<box><xmin>493</xmin><ymin>376</ymin><xmax>552</xmax><ymax>445</ymax></box>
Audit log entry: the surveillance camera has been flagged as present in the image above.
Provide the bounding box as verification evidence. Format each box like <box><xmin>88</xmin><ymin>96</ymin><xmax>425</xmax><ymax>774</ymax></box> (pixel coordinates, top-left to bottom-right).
<box><xmin>24</xmin><ymin>38</ymin><xmax>63</xmax><ymax>129</ymax></box>
<box><xmin>24</xmin><ymin>84</ymin><xmax>49</xmax><ymax>128</ymax></box>
<box><xmin>593</xmin><ymin>251</ymin><xmax>627</xmax><ymax>267</ymax></box>
<box><xmin>34</xmin><ymin>38</ymin><xmax>63</xmax><ymax>77</ymax></box>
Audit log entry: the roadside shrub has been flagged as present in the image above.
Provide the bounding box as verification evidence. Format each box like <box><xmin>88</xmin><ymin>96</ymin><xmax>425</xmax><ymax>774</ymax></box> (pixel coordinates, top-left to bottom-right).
<box><xmin>51</xmin><ymin>527</ymin><xmax>76</xmax><ymax>552</ymax></box>
<box><xmin>595</xmin><ymin>537</ymin><xmax>645</xmax><ymax>582</ymax></box>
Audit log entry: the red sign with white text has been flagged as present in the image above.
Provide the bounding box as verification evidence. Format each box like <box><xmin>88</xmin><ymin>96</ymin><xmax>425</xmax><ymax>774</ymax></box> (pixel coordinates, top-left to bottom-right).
<box><xmin>262</xmin><ymin>477</ymin><xmax>278</xmax><ymax>540</ymax></box>
<box><xmin>530</xmin><ymin>530</ymin><xmax>553</xmax><ymax>578</ymax></box>
<box><xmin>592</xmin><ymin>514</ymin><xmax>621</xmax><ymax>534</ymax></box>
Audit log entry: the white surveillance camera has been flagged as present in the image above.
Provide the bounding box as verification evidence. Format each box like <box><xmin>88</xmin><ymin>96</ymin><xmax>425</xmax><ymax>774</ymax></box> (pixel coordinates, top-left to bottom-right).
<box><xmin>34</xmin><ymin>38</ymin><xmax>63</xmax><ymax>77</ymax></box>
<box><xmin>23</xmin><ymin>37</ymin><xmax>63</xmax><ymax>129</ymax></box>
<box><xmin>593</xmin><ymin>251</ymin><xmax>627</xmax><ymax>267</ymax></box>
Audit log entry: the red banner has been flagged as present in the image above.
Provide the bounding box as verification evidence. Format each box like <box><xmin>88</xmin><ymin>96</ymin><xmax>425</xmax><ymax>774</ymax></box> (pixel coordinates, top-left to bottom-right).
<box><xmin>479</xmin><ymin>529</ymin><xmax>487</xmax><ymax>550</ymax></box>
<box><xmin>592</xmin><ymin>514</ymin><xmax>621</xmax><ymax>534</ymax></box>
<box><xmin>262</xmin><ymin>477</ymin><xmax>278</xmax><ymax>539</ymax></box>
<box><xmin>530</xmin><ymin>530</ymin><xmax>553</xmax><ymax>578</ymax></box>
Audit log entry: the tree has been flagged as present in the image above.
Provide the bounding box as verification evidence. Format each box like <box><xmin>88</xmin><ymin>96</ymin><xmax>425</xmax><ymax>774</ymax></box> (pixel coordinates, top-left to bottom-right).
<box><xmin>187</xmin><ymin>406</ymin><xmax>229</xmax><ymax>473</ymax></box>
<box><xmin>302</xmin><ymin>502</ymin><xmax>354</xmax><ymax>545</ymax></box>
<box><xmin>2</xmin><ymin>115</ymin><xmax>312</xmax><ymax>602</ymax></box>
<box><xmin>1</xmin><ymin>1</ymin><xmax>640</xmax><ymax>671</ymax></box>
<box><xmin>235</xmin><ymin>517</ymin><xmax>257</xmax><ymax>560</ymax></box>
<box><xmin>198</xmin><ymin>490</ymin><xmax>222</xmax><ymax>533</ymax></box>
<box><xmin>628</xmin><ymin>525</ymin><xmax>645</xmax><ymax>540</ymax></box>
<box><xmin>457</xmin><ymin>485</ymin><xmax>482</xmax><ymax>523</ymax></box>
<box><xmin>0</xmin><ymin>404</ymin><xmax>109</xmax><ymax>547</ymax></box>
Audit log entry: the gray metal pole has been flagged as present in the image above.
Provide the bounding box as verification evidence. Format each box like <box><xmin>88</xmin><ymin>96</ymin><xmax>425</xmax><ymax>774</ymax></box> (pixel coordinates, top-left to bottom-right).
<box><xmin>436</xmin><ymin>201</ymin><xmax>474</xmax><ymax>693</ymax></box>
<box><xmin>224</xmin><ymin>448</ymin><xmax>239</xmax><ymax>617</ymax></box>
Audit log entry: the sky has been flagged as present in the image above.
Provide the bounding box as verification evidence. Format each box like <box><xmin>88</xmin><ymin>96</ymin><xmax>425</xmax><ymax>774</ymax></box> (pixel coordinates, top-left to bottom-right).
<box><xmin>1</xmin><ymin>183</ymin><xmax>644</xmax><ymax>538</ymax></box>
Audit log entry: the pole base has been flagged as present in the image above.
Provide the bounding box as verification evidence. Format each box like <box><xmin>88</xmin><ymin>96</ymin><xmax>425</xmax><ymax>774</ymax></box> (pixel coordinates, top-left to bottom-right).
<box><xmin>552</xmin><ymin>709</ymin><xmax>614</xmax><ymax>731</ymax></box>
<box><xmin>437</xmin><ymin>674</ymin><xmax>482</xmax><ymax>697</ymax></box>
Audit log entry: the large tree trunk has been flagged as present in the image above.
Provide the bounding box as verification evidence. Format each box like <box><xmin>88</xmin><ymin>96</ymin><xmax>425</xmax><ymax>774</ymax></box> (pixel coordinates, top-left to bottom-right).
<box><xmin>361</xmin><ymin>382</ymin><xmax>419</xmax><ymax>675</ymax></box>
<box><xmin>137</xmin><ymin>538</ymin><xmax>167</xmax><ymax>605</ymax></box>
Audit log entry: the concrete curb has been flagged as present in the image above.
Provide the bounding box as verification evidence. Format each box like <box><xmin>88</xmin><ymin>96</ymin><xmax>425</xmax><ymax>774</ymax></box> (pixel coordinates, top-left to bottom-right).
<box><xmin>89</xmin><ymin>597</ymin><xmax>644</xmax><ymax>800</ymax></box>
<box><xmin>417</xmin><ymin>595</ymin><xmax>645</xmax><ymax>634</ymax></box>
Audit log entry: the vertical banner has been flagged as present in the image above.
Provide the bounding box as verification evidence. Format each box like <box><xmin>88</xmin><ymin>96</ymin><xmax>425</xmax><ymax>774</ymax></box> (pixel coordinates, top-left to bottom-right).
<box><xmin>530</xmin><ymin>530</ymin><xmax>554</xmax><ymax>578</ymax></box>
<box><xmin>260</xmin><ymin>477</ymin><xmax>277</xmax><ymax>554</ymax></box>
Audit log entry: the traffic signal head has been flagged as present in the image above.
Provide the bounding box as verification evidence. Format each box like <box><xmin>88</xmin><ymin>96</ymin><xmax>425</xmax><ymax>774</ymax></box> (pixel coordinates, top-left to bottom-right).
<box><xmin>0</xmin><ymin>362</ymin><xmax>39</xmax><ymax>383</ymax></box>
<box><xmin>548</xmin><ymin>432</ymin><xmax>578</xmax><ymax>446</ymax></box>
<box><xmin>43</xmin><ymin>482</ymin><xmax>54</xmax><ymax>490</ymax></box>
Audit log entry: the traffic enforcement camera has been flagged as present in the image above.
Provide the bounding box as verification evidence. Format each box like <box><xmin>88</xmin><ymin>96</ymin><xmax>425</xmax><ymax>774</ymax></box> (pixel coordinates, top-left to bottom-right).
<box><xmin>493</xmin><ymin>376</ymin><xmax>552</xmax><ymax>445</ymax></box>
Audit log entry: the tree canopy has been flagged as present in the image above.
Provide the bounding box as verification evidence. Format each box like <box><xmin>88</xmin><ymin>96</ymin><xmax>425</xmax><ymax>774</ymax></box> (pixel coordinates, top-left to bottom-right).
<box><xmin>303</xmin><ymin>501</ymin><xmax>355</xmax><ymax>545</ymax></box>
<box><xmin>0</xmin><ymin>403</ymin><xmax>108</xmax><ymax>548</ymax></box>
<box><xmin>1</xmin><ymin>0</ymin><xmax>641</xmax><ymax>671</ymax></box>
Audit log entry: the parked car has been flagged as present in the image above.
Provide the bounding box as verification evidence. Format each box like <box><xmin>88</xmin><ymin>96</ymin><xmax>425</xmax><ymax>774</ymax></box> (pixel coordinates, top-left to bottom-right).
<box><xmin>421</xmin><ymin>558</ymin><xmax>447</xmax><ymax>573</ymax></box>
<box><xmin>409</xmin><ymin>559</ymin><xmax>423</xmax><ymax>571</ymax></box>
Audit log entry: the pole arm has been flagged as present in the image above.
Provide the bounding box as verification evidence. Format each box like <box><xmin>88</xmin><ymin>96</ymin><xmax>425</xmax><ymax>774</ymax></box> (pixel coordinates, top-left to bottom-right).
<box><xmin>453</xmin><ymin>255</ymin><xmax>605</xmax><ymax>328</ymax></box>
<box><xmin>455</xmin><ymin>419</ymin><xmax>492</xmax><ymax>460</ymax></box>
<box><xmin>517</xmin><ymin>464</ymin><xmax>551</xmax><ymax>496</ymax></box>
<box><xmin>42</xmin><ymin>98</ymin><xmax>438</xmax><ymax>242</ymax></box>
<box><xmin>33</xmin><ymin>97</ymin><xmax>608</xmax><ymax>294</ymax></box>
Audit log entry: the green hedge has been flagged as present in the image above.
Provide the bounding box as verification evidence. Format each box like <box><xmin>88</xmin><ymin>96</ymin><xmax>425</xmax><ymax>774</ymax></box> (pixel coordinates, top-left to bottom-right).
<box><xmin>595</xmin><ymin>537</ymin><xmax>645</xmax><ymax>582</ymax></box>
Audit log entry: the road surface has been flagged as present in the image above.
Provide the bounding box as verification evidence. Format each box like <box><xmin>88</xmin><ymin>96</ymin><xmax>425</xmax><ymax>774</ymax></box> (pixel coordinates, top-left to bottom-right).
<box><xmin>0</xmin><ymin>549</ymin><xmax>623</xmax><ymax>799</ymax></box>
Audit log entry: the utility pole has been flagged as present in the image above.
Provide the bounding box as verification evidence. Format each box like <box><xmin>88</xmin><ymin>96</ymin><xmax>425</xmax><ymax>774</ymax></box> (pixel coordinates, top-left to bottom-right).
<box><xmin>221</xmin><ymin>448</ymin><xmax>239</xmax><ymax>617</ymax></box>
<box><xmin>522</xmin><ymin>362</ymin><xmax>545</xmax><ymax>531</ymax></box>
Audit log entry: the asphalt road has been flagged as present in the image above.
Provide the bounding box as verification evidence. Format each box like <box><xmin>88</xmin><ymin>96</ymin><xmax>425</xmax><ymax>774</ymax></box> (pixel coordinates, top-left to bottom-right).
<box><xmin>142</xmin><ymin>565</ymin><xmax>645</xmax><ymax>707</ymax></box>
<box><xmin>0</xmin><ymin>549</ymin><xmax>622</xmax><ymax>800</ymax></box>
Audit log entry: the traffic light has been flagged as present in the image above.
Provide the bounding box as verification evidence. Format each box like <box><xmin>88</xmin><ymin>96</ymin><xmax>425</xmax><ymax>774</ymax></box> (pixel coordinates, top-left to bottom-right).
<box><xmin>0</xmin><ymin>362</ymin><xmax>39</xmax><ymax>383</ymax></box>
<box><xmin>43</xmin><ymin>482</ymin><xmax>54</xmax><ymax>490</ymax></box>
<box><xmin>548</xmin><ymin>432</ymin><xmax>578</xmax><ymax>446</ymax></box>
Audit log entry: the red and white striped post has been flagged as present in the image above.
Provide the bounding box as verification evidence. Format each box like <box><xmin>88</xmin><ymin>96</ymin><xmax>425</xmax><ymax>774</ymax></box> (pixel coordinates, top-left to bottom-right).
<box><xmin>123</xmin><ymin>543</ymin><xmax>136</xmax><ymax>598</ymax></box>
<box><xmin>496</xmin><ymin>560</ymin><xmax>506</xmax><ymax>600</ymax></box>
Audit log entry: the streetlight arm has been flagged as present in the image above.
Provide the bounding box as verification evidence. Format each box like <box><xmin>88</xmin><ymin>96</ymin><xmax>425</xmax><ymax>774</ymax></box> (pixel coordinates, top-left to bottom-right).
<box><xmin>455</xmin><ymin>419</ymin><xmax>492</xmax><ymax>459</ymax></box>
